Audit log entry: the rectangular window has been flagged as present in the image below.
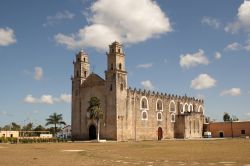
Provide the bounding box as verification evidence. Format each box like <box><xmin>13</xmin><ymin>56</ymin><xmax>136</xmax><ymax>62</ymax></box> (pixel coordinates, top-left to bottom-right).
<box><xmin>110</xmin><ymin>84</ymin><xmax>112</xmax><ymax>91</ymax></box>
<box><xmin>241</xmin><ymin>130</ymin><xmax>245</xmax><ymax>135</ymax></box>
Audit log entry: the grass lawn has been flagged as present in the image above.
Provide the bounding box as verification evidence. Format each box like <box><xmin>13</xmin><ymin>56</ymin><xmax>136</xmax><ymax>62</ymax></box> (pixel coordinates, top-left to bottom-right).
<box><xmin>0</xmin><ymin>139</ymin><xmax>250</xmax><ymax>166</ymax></box>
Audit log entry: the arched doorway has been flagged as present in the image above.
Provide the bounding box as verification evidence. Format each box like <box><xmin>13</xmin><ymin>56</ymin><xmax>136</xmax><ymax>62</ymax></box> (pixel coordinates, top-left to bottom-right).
<box><xmin>158</xmin><ymin>127</ymin><xmax>163</xmax><ymax>140</ymax></box>
<box><xmin>89</xmin><ymin>125</ymin><xmax>96</xmax><ymax>140</ymax></box>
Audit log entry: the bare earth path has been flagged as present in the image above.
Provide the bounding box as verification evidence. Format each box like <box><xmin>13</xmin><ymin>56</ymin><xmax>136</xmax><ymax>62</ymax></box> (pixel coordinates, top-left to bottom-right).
<box><xmin>0</xmin><ymin>139</ymin><xmax>250</xmax><ymax>166</ymax></box>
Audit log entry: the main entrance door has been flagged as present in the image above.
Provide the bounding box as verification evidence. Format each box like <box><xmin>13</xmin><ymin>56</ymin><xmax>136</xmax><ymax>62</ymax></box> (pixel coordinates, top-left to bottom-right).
<box><xmin>158</xmin><ymin>127</ymin><xmax>163</xmax><ymax>140</ymax></box>
<box><xmin>89</xmin><ymin>125</ymin><xmax>97</xmax><ymax>140</ymax></box>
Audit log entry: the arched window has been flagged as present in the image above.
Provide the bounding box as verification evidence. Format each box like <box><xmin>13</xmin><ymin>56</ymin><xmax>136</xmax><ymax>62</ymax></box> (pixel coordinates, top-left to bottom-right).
<box><xmin>111</xmin><ymin>64</ymin><xmax>113</xmax><ymax>70</ymax></box>
<box><xmin>198</xmin><ymin>105</ymin><xmax>204</xmax><ymax>114</ymax></box>
<box><xmin>119</xmin><ymin>63</ymin><xmax>122</xmax><ymax>70</ymax></box>
<box><xmin>112</xmin><ymin>49</ymin><xmax>114</xmax><ymax>53</ymax></box>
<box><xmin>140</xmin><ymin>96</ymin><xmax>149</xmax><ymax>121</ymax></box>
<box><xmin>84</xmin><ymin>71</ymin><xmax>87</xmax><ymax>77</ymax></box>
<box><xmin>169</xmin><ymin>100</ymin><xmax>176</xmax><ymax>112</ymax></box>
<box><xmin>189</xmin><ymin>104</ymin><xmax>193</xmax><ymax>112</ymax></box>
<box><xmin>118</xmin><ymin>49</ymin><xmax>121</xmax><ymax>53</ymax></box>
<box><xmin>110</xmin><ymin>84</ymin><xmax>112</xmax><ymax>91</ymax></box>
<box><xmin>184</xmin><ymin>103</ymin><xmax>189</xmax><ymax>112</ymax></box>
<box><xmin>157</xmin><ymin>112</ymin><xmax>162</xmax><ymax>121</ymax></box>
<box><xmin>193</xmin><ymin>105</ymin><xmax>198</xmax><ymax>112</ymax></box>
<box><xmin>140</xmin><ymin>96</ymin><xmax>148</xmax><ymax>109</ymax></box>
<box><xmin>76</xmin><ymin>70</ymin><xmax>79</xmax><ymax>77</ymax></box>
<box><xmin>141</xmin><ymin>111</ymin><xmax>148</xmax><ymax>120</ymax></box>
<box><xmin>171</xmin><ymin>113</ymin><xmax>175</xmax><ymax>122</ymax></box>
<box><xmin>156</xmin><ymin>99</ymin><xmax>163</xmax><ymax>111</ymax></box>
<box><xmin>83</xmin><ymin>58</ymin><xmax>86</xmax><ymax>62</ymax></box>
<box><xmin>179</xmin><ymin>103</ymin><xmax>184</xmax><ymax>114</ymax></box>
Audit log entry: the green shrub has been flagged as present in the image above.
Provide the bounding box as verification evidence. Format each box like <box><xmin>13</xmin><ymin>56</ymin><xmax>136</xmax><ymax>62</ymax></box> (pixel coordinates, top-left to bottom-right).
<box><xmin>16</xmin><ymin>137</ymin><xmax>67</xmax><ymax>144</ymax></box>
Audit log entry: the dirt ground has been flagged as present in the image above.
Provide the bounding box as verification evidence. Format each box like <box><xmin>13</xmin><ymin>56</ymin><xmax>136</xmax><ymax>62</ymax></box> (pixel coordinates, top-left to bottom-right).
<box><xmin>0</xmin><ymin>139</ymin><xmax>250</xmax><ymax>166</ymax></box>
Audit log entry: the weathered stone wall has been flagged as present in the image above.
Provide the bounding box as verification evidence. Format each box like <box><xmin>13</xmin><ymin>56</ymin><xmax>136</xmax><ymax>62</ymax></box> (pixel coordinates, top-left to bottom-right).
<box><xmin>120</xmin><ymin>88</ymin><xmax>204</xmax><ymax>141</ymax></box>
<box><xmin>72</xmin><ymin>83</ymin><xmax>205</xmax><ymax>141</ymax></box>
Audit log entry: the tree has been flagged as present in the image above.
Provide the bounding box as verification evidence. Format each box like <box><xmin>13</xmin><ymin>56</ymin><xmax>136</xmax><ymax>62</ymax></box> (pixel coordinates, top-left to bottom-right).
<box><xmin>2</xmin><ymin>124</ymin><xmax>11</xmax><ymax>130</ymax></box>
<box><xmin>22</xmin><ymin>122</ymin><xmax>33</xmax><ymax>131</ymax></box>
<box><xmin>45</xmin><ymin>113</ymin><xmax>66</xmax><ymax>136</ymax></box>
<box><xmin>231</xmin><ymin>115</ymin><xmax>239</xmax><ymax>122</ymax></box>
<box><xmin>205</xmin><ymin>116</ymin><xmax>211</xmax><ymax>123</ymax></box>
<box><xmin>2</xmin><ymin>122</ymin><xmax>21</xmax><ymax>131</ymax></box>
<box><xmin>223</xmin><ymin>112</ymin><xmax>239</xmax><ymax>122</ymax></box>
<box><xmin>33</xmin><ymin>125</ymin><xmax>46</xmax><ymax>136</ymax></box>
<box><xmin>87</xmin><ymin>97</ymin><xmax>104</xmax><ymax>142</ymax></box>
<box><xmin>22</xmin><ymin>122</ymin><xmax>34</xmax><ymax>136</ymax></box>
<box><xmin>223</xmin><ymin>112</ymin><xmax>231</xmax><ymax>121</ymax></box>
<box><xmin>11</xmin><ymin>122</ymin><xmax>21</xmax><ymax>131</ymax></box>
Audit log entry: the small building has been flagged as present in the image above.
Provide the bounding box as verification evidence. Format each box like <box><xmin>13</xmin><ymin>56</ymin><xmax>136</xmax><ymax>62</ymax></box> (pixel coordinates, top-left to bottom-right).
<box><xmin>40</xmin><ymin>134</ymin><xmax>53</xmax><ymax>138</ymax></box>
<box><xmin>206</xmin><ymin>121</ymin><xmax>250</xmax><ymax>138</ymax></box>
<box><xmin>0</xmin><ymin>131</ymin><xmax>19</xmax><ymax>138</ymax></box>
<box><xmin>57</xmin><ymin>125</ymin><xmax>71</xmax><ymax>139</ymax></box>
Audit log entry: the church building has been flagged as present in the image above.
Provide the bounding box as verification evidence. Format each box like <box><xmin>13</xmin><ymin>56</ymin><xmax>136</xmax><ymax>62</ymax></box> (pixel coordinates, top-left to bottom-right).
<box><xmin>71</xmin><ymin>41</ymin><xmax>205</xmax><ymax>141</ymax></box>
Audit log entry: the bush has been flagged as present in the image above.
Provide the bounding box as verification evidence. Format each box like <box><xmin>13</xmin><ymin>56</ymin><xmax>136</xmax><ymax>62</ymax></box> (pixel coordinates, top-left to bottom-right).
<box><xmin>0</xmin><ymin>137</ymin><xmax>18</xmax><ymax>143</ymax></box>
<box><xmin>17</xmin><ymin>137</ymin><xmax>67</xmax><ymax>144</ymax></box>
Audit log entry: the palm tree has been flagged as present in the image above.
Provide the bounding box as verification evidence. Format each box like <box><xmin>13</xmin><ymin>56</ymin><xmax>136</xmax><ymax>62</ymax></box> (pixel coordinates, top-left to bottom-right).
<box><xmin>87</xmin><ymin>97</ymin><xmax>104</xmax><ymax>142</ymax></box>
<box><xmin>45</xmin><ymin>113</ymin><xmax>66</xmax><ymax>136</ymax></box>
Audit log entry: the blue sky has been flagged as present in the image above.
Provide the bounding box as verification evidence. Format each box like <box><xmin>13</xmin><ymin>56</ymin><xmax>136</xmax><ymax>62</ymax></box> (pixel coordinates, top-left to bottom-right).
<box><xmin>0</xmin><ymin>0</ymin><xmax>250</xmax><ymax>127</ymax></box>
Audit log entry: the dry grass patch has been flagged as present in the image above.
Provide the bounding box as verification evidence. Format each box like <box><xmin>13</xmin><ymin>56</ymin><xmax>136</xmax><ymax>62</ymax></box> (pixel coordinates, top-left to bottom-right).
<box><xmin>0</xmin><ymin>139</ymin><xmax>250</xmax><ymax>165</ymax></box>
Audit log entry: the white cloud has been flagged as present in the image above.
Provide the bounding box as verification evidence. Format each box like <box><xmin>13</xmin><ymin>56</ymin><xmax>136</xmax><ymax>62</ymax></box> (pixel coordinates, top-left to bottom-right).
<box><xmin>224</xmin><ymin>42</ymin><xmax>242</xmax><ymax>51</ymax></box>
<box><xmin>191</xmin><ymin>74</ymin><xmax>216</xmax><ymax>90</ymax></box>
<box><xmin>220</xmin><ymin>88</ymin><xmax>241</xmax><ymax>96</ymax></box>
<box><xmin>136</xmin><ymin>63</ymin><xmax>153</xmax><ymax>69</ymax></box>
<box><xmin>225</xmin><ymin>0</ymin><xmax>250</xmax><ymax>33</ymax></box>
<box><xmin>24</xmin><ymin>95</ymin><xmax>37</xmax><ymax>103</ymax></box>
<box><xmin>141</xmin><ymin>80</ymin><xmax>154</xmax><ymax>90</ymax></box>
<box><xmin>54</xmin><ymin>0</ymin><xmax>172</xmax><ymax>50</ymax></box>
<box><xmin>201</xmin><ymin>16</ymin><xmax>221</xmax><ymax>29</ymax></box>
<box><xmin>34</xmin><ymin>67</ymin><xmax>43</xmax><ymax>80</ymax></box>
<box><xmin>40</xmin><ymin>95</ymin><xmax>54</xmax><ymax>104</ymax></box>
<box><xmin>0</xmin><ymin>27</ymin><xmax>16</xmax><ymax>46</ymax></box>
<box><xmin>59</xmin><ymin>93</ymin><xmax>71</xmax><ymax>103</ymax></box>
<box><xmin>246</xmin><ymin>112</ymin><xmax>250</xmax><ymax>116</ymax></box>
<box><xmin>214</xmin><ymin>52</ymin><xmax>221</xmax><ymax>60</ymax></box>
<box><xmin>43</xmin><ymin>10</ymin><xmax>75</xmax><ymax>27</ymax></box>
<box><xmin>55</xmin><ymin>24</ymin><xmax>121</xmax><ymax>50</ymax></box>
<box><xmin>24</xmin><ymin>93</ymin><xmax>71</xmax><ymax>104</ymax></box>
<box><xmin>180</xmin><ymin>49</ymin><xmax>209</xmax><ymax>69</ymax></box>
<box><xmin>245</xmin><ymin>39</ymin><xmax>250</xmax><ymax>51</ymax></box>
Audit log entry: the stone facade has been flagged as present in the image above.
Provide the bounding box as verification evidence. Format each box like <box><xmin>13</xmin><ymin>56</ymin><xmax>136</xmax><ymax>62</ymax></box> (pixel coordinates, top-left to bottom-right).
<box><xmin>71</xmin><ymin>41</ymin><xmax>205</xmax><ymax>141</ymax></box>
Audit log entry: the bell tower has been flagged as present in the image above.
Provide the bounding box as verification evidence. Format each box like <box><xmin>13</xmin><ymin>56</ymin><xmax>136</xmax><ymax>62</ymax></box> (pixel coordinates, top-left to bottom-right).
<box><xmin>71</xmin><ymin>50</ymin><xmax>90</xmax><ymax>140</ymax></box>
<box><xmin>105</xmin><ymin>41</ymin><xmax>128</xmax><ymax>141</ymax></box>
<box><xmin>73</xmin><ymin>50</ymin><xmax>90</xmax><ymax>84</ymax></box>
<box><xmin>105</xmin><ymin>41</ymin><xmax>127</xmax><ymax>94</ymax></box>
